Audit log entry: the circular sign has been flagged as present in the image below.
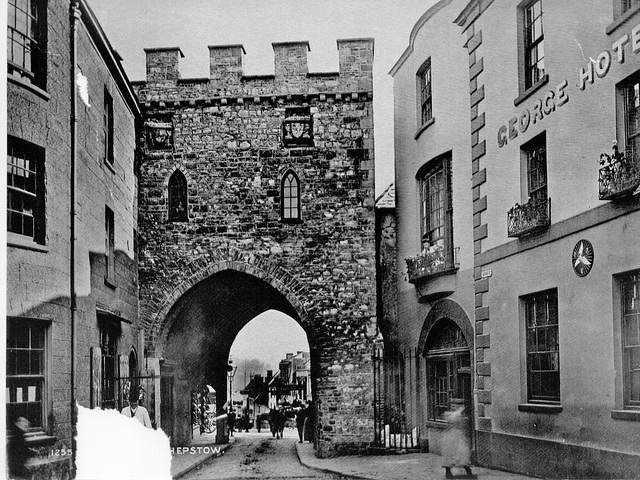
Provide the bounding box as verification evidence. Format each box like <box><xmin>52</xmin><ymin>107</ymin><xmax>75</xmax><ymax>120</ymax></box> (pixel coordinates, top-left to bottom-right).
<box><xmin>572</xmin><ymin>239</ymin><xmax>594</xmax><ymax>277</ymax></box>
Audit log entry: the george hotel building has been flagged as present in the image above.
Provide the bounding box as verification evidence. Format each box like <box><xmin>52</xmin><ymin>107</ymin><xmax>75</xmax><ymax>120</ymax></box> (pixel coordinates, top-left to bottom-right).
<box><xmin>388</xmin><ymin>0</ymin><xmax>640</xmax><ymax>477</ymax></box>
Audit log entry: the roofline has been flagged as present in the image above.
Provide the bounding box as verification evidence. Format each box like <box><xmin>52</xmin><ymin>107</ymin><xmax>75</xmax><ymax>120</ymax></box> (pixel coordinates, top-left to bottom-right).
<box><xmin>79</xmin><ymin>0</ymin><xmax>140</xmax><ymax>117</ymax></box>
<box><xmin>389</xmin><ymin>0</ymin><xmax>454</xmax><ymax>77</ymax></box>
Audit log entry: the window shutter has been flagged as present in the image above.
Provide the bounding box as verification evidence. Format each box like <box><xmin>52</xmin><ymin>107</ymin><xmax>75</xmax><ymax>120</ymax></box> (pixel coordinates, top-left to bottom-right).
<box><xmin>90</xmin><ymin>347</ymin><xmax>102</xmax><ymax>409</ymax></box>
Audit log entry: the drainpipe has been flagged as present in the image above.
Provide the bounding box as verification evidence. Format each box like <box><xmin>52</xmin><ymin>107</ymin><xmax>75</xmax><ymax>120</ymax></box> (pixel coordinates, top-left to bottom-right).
<box><xmin>69</xmin><ymin>0</ymin><xmax>80</xmax><ymax>472</ymax></box>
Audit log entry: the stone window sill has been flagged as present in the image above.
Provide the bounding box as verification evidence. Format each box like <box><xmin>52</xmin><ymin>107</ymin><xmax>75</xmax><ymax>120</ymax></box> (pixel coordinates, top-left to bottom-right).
<box><xmin>7</xmin><ymin>233</ymin><xmax>49</xmax><ymax>253</ymax></box>
<box><xmin>24</xmin><ymin>432</ymin><xmax>57</xmax><ymax>447</ymax></box>
<box><xmin>606</xmin><ymin>5</ymin><xmax>640</xmax><ymax>35</ymax></box>
<box><xmin>8</xmin><ymin>74</ymin><xmax>50</xmax><ymax>101</ymax></box>
<box><xmin>611</xmin><ymin>409</ymin><xmax>640</xmax><ymax>421</ymax></box>
<box><xmin>414</xmin><ymin>117</ymin><xmax>436</xmax><ymax>140</ymax></box>
<box><xmin>514</xmin><ymin>75</ymin><xmax>549</xmax><ymax>107</ymax></box>
<box><xmin>518</xmin><ymin>402</ymin><xmax>562</xmax><ymax>414</ymax></box>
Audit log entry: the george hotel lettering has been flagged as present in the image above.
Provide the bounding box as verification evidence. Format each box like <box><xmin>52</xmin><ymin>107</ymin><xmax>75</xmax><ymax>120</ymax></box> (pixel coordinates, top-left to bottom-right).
<box><xmin>498</xmin><ymin>22</ymin><xmax>640</xmax><ymax>148</ymax></box>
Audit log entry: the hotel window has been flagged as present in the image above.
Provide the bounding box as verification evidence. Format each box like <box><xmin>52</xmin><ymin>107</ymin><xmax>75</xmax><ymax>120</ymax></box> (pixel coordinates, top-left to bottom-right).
<box><xmin>622</xmin><ymin>271</ymin><xmax>640</xmax><ymax>409</ymax></box>
<box><xmin>105</xmin><ymin>207</ymin><xmax>115</xmax><ymax>282</ymax></box>
<box><xmin>6</xmin><ymin>318</ymin><xmax>46</xmax><ymax>429</ymax></box>
<box><xmin>168</xmin><ymin>170</ymin><xmax>188</xmax><ymax>222</ymax></box>
<box><xmin>619</xmin><ymin>0</ymin><xmax>640</xmax><ymax>16</ymax></box>
<box><xmin>417</xmin><ymin>58</ymin><xmax>432</xmax><ymax>126</ymax></box>
<box><xmin>521</xmin><ymin>0</ymin><xmax>545</xmax><ymax>91</ymax></box>
<box><xmin>103</xmin><ymin>88</ymin><xmax>114</xmax><ymax>167</ymax></box>
<box><xmin>619</xmin><ymin>73</ymin><xmax>640</xmax><ymax>160</ymax></box>
<box><xmin>7</xmin><ymin>0</ymin><xmax>47</xmax><ymax>89</ymax></box>
<box><xmin>100</xmin><ymin>325</ymin><xmax>118</xmax><ymax>410</ymax></box>
<box><xmin>524</xmin><ymin>133</ymin><xmax>547</xmax><ymax>203</ymax></box>
<box><xmin>524</xmin><ymin>289</ymin><xmax>560</xmax><ymax>403</ymax></box>
<box><xmin>281</xmin><ymin>170</ymin><xmax>301</xmax><ymax>223</ymax></box>
<box><xmin>7</xmin><ymin>136</ymin><xmax>45</xmax><ymax>244</ymax></box>
<box><xmin>419</xmin><ymin>154</ymin><xmax>452</xmax><ymax>257</ymax></box>
<box><xmin>425</xmin><ymin>320</ymin><xmax>471</xmax><ymax>422</ymax></box>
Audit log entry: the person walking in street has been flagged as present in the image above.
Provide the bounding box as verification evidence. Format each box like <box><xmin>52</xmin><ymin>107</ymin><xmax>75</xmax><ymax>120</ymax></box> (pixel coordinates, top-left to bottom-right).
<box><xmin>228</xmin><ymin>408</ymin><xmax>236</xmax><ymax>437</ymax></box>
<box><xmin>295</xmin><ymin>404</ymin><xmax>307</xmax><ymax>443</ymax></box>
<box><xmin>121</xmin><ymin>386</ymin><xmax>152</xmax><ymax>428</ymax></box>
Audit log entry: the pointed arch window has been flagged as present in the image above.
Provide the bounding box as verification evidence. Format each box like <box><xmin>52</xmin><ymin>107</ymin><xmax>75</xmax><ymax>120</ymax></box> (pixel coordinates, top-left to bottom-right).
<box><xmin>168</xmin><ymin>170</ymin><xmax>188</xmax><ymax>222</ymax></box>
<box><xmin>281</xmin><ymin>170</ymin><xmax>301</xmax><ymax>223</ymax></box>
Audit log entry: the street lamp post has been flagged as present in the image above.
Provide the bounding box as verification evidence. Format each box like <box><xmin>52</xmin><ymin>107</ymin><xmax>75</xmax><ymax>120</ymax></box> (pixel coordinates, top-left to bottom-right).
<box><xmin>228</xmin><ymin>365</ymin><xmax>238</xmax><ymax>409</ymax></box>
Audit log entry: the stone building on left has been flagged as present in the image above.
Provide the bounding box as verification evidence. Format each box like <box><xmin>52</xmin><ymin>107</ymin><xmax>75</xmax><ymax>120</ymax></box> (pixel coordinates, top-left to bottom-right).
<box><xmin>6</xmin><ymin>0</ymin><xmax>141</xmax><ymax>477</ymax></box>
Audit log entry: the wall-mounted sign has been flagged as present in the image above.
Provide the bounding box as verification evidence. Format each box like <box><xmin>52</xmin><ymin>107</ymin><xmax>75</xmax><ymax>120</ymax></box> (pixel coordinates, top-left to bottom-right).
<box><xmin>572</xmin><ymin>239</ymin><xmax>594</xmax><ymax>277</ymax></box>
<box><xmin>283</xmin><ymin>107</ymin><xmax>313</xmax><ymax>147</ymax></box>
<box><xmin>497</xmin><ymin>21</ymin><xmax>640</xmax><ymax>148</ymax></box>
<box><xmin>481</xmin><ymin>269</ymin><xmax>492</xmax><ymax>278</ymax></box>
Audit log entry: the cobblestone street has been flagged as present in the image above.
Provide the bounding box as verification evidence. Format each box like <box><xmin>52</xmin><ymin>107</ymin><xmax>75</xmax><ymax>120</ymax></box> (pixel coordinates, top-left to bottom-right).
<box><xmin>181</xmin><ymin>428</ymin><xmax>350</xmax><ymax>480</ymax></box>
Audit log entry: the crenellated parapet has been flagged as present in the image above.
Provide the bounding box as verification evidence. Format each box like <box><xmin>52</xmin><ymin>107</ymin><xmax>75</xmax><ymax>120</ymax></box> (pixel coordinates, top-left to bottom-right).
<box><xmin>133</xmin><ymin>38</ymin><xmax>374</xmax><ymax>103</ymax></box>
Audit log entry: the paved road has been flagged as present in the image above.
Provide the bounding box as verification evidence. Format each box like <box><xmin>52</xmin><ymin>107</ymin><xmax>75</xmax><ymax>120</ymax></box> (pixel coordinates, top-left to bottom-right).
<box><xmin>182</xmin><ymin>428</ymin><xmax>351</xmax><ymax>480</ymax></box>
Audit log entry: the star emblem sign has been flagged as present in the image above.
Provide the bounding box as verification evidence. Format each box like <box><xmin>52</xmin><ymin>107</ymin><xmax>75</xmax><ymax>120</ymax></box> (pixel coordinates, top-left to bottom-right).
<box><xmin>572</xmin><ymin>240</ymin><xmax>594</xmax><ymax>277</ymax></box>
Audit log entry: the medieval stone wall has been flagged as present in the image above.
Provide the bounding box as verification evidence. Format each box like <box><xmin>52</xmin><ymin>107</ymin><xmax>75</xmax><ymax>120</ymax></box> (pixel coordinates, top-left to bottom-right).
<box><xmin>134</xmin><ymin>39</ymin><xmax>377</xmax><ymax>456</ymax></box>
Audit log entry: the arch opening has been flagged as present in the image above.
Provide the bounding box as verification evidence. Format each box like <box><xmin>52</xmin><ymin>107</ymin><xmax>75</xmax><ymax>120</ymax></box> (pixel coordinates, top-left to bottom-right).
<box><xmin>156</xmin><ymin>268</ymin><xmax>317</xmax><ymax>445</ymax></box>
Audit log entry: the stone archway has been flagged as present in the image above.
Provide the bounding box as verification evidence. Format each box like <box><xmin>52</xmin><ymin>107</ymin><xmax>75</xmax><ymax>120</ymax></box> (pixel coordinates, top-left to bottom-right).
<box><xmin>417</xmin><ymin>298</ymin><xmax>474</xmax><ymax>459</ymax></box>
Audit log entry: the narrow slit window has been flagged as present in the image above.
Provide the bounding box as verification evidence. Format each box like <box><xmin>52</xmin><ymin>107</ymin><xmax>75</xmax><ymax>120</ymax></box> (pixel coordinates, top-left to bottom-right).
<box><xmin>168</xmin><ymin>170</ymin><xmax>188</xmax><ymax>222</ymax></box>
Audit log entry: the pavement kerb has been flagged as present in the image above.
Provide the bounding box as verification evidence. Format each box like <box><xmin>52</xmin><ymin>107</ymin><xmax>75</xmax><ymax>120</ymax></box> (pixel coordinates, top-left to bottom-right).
<box><xmin>295</xmin><ymin>442</ymin><xmax>371</xmax><ymax>480</ymax></box>
<box><xmin>172</xmin><ymin>437</ymin><xmax>235</xmax><ymax>479</ymax></box>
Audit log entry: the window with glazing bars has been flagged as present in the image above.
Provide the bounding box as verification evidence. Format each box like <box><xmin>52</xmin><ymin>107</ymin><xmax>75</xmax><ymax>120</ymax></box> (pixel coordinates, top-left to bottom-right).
<box><xmin>622</xmin><ymin>271</ymin><xmax>640</xmax><ymax>408</ymax></box>
<box><xmin>526</xmin><ymin>135</ymin><xmax>547</xmax><ymax>203</ymax></box>
<box><xmin>624</xmin><ymin>77</ymin><xmax>640</xmax><ymax>160</ymax></box>
<box><xmin>281</xmin><ymin>170</ymin><xmax>301</xmax><ymax>223</ymax></box>
<box><xmin>7</xmin><ymin>137</ymin><xmax>45</xmax><ymax>243</ymax></box>
<box><xmin>6</xmin><ymin>319</ymin><xmax>45</xmax><ymax>428</ymax></box>
<box><xmin>418</xmin><ymin>58</ymin><xmax>432</xmax><ymax>125</ymax></box>
<box><xmin>7</xmin><ymin>0</ymin><xmax>46</xmax><ymax>88</ymax></box>
<box><xmin>524</xmin><ymin>0</ymin><xmax>545</xmax><ymax>89</ymax></box>
<box><xmin>421</xmin><ymin>162</ymin><xmax>446</xmax><ymax>245</ymax></box>
<box><xmin>622</xmin><ymin>0</ymin><xmax>640</xmax><ymax>14</ymax></box>
<box><xmin>524</xmin><ymin>290</ymin><xmax>560</xmax><ymax>403</ymax></box>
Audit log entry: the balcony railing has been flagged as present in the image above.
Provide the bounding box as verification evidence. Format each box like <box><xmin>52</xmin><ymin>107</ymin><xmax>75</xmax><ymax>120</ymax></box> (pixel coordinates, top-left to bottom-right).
<box><xmin>598</xmin><ymin>148</ymin><xmax>640</xmax><ymax>200</ymax></box>
<box><xmin>405</xmin><ymin>246</ymin><xmax>459</xmax><ymax>284</ymax></box>
<box><xmin>507</xmin><ymin>197</ymin><xmax>551</xmax><ymax>238</ymax></box>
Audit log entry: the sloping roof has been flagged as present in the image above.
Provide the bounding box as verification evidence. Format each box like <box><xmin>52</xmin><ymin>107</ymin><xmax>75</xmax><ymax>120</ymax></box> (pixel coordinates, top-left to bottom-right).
<box><xmin>375</xmin><ymin>183</ymin><xmax>395</xmax><ymax>209</ymax></box>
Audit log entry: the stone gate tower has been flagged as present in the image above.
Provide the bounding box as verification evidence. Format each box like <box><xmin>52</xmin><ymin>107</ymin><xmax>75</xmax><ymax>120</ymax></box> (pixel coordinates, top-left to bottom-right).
<box><xmin>132</xmin><ymin>39</ymin><xmax>376</xmax><ymax>456</ymax></box>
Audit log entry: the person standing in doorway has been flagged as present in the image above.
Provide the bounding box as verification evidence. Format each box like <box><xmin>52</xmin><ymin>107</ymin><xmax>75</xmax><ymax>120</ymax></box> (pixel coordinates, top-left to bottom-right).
<box><xmin>121</xmin><ymin>386</ymin><xmax>152</xmax><ymax>428</ymax></box>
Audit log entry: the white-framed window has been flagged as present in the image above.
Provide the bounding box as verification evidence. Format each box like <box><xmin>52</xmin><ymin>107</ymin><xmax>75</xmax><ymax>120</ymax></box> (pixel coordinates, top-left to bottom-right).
<box><xmin>618</xmin><ymin>72</ymin><xmax>640</xmax><ymax>160</ymax></box>
<box><xmin>522</xmin><ymin>0</ymin><xmax>545</xmax><ymax>91</ymax></box>
<box><xmin>523</xmin><ymin>289</ymin><xmax>560</xmax><ymax>403</ymax></box>
<box><xmin>417</xmin><ymin>58</ymin><xmax>432</xmax><ymax>126</ymax></box>
<box><xmin>621</xmin><ymin>270</ymin><xmax>640</xmax><ymax>409</ymax></box>
<box><xmin>419</xmin><ymin>154</ymin><xmax>452</xmax><ymax>257</ymax></box>
<box><xmin>7</xmin><ymin>0</ymin><xmax>47</xmax><ymax>89</ymax></box>
<box><xmin>6</xmin><ymin>318</ymin><xmax>48</xmax><ymax>430</ymax></box>
<box><xmin>7</xmin><ymin>136</ymin><xmax>45</xmax><ymax>244</ymax></box>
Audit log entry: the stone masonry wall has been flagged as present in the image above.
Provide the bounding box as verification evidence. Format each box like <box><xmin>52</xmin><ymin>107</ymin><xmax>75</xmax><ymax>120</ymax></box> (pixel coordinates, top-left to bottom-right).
<box><xmin>134</xmin><ymin>39</ymin><xmax>376</xmax><ymax>456</ymax></box>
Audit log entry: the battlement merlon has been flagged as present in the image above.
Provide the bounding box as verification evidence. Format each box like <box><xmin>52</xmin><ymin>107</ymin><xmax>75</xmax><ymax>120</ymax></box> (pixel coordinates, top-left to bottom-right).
<box><xmin>144</xmin><ymin>47</ymin><xmax>184</xmax><ymax>82</ymax></box>
<box><xmin>143</xmin><ymin>38</ymin><xmax>374</xmax><ymax>91</ymax></box>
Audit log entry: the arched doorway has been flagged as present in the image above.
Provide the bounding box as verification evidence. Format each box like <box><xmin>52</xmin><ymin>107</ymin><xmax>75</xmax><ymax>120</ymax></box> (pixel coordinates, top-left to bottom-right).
<box><xmin>418</xmin><ymin>299</ymin><xmax>474</xmax><ymax>458</ymax></box>
<box><xmin>155</xmin><ymin>269</ymin><xmax>317</xmax><ymax>446</ymax></box>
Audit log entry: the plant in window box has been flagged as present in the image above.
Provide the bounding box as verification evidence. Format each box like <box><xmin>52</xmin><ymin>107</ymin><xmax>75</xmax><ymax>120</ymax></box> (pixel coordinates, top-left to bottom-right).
<box><xmin>598</xmin><ymin>141</ymin><xmax>640</xmax><ymax>200</ymax></box>
<box><xmin>405</xmin><ymin>241</ymin><xmax>447</xmax><ymax>282</ymax></box>
<box><xmin>507</xmin><ymin>196</ymin><xmax>550</xmax><ymax>237</ymax></box>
